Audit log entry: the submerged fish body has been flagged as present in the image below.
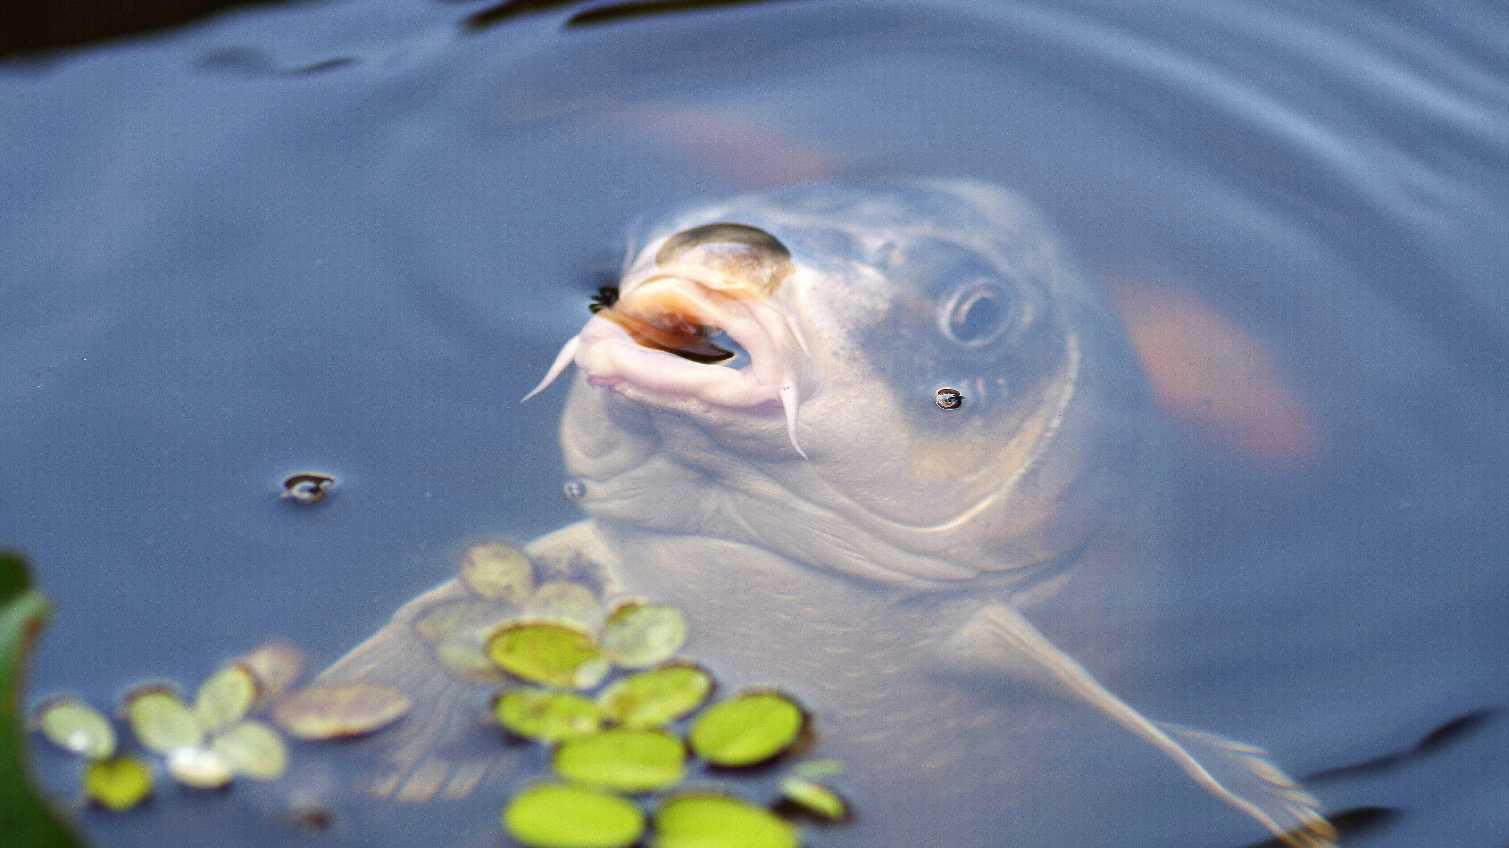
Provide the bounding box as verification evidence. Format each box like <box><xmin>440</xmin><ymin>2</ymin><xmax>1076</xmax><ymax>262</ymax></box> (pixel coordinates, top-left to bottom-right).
<box><xmin>321</xmin><ymin>181</ymin><xmax>1333</xmax><ymax>846</ymax></box>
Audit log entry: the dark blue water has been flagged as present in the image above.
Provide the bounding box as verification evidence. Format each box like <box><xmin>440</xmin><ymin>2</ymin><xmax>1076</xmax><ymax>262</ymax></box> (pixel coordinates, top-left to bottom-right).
<box><xmin>4</xmin><ymin>2</ymin><xmax>1508</xmax><ymax>846</ymax></box>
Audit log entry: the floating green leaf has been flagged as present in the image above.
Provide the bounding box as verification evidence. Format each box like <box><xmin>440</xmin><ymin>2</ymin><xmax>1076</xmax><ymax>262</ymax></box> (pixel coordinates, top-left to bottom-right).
<box><xmin>527</xmin><ymin>581</ymin><xmax>602</xmax><ymax>630</ymax></box>
<box><xmin>653</xmin><ymin>793</ymin><xmax>797</xmax><ymax>848</ymax></box>
<box><xmin>166</xmin><ymin>746</ymin><xmax>234</xmax><ymax>789</ymax></box>
<box><xmin>503</xmin><ymin>782</ymin><xmax>645</xmax><ymax>848</ymax></box>
<box><xmin>272</xmin><ymin>683</ymin><xmax>411</xmax><ymax>740</ymax></box>
<box><xmin>596</xmin><ymin>664</ymin><xmax>712</xmax><ymax>729</ymax></box>
<box><xmin>193</xmin><ymin>663</ymin><xmax>257</xmax><ymax>733</ymax></box>
<box><xmin>36</xmin><ymin>696</ymin><xmax>116</xmax><ymax>759</ymax></box>
<box><xmin>1</xmin><ymin>552</ymin><xmax>88</xmax><ymax>843</ymax></box>
<box><xmin>486</xmin><ymin>621</ymin><xmax>610</xmax><ymax>690</ymax></box>
<box><xmin>494</xmin><ymin>689</ymin><xmax>603</xmax><ymax>742</ymax></box>
<box><xmin>689</xmin><ymin>691</ymin><xmax>805</xmax><ymax>767</ymax></box>
<box><xmin>599</xmin><ymin>603</ymin><xmax>687</xmax><ymax>668</ymax></box>
<box><xmin>553</xmin><ymin>729</ymin><xmax>685</xmax><ymax>793</ymax></box>
<box><xmin>460</xmin><ymin>542</ymin><xmax>535</xmax><ymax>603</ymax></box>
<box><xmin>780</xmin><ymin>776</ymin><xmax>849</xmax><ymax>821</ymax></box>
<box><xmin>83</xmin><ymin>756</ymin><xmax>153</xmax><ymax>811</ymax></box>
<box><xmin>211</xmin><ymin>720</ymin><xmax>288</xmax><ymax>780</ymax></box>
<box><xmin>125</xmin><ymin>686</ymin><xmax>204</xmax><ymax>753</ymax></box>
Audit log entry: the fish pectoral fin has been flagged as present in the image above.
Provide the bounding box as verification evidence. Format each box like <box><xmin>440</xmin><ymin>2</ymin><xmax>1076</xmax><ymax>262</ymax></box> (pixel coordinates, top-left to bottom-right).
<box><xmin>942</xmin><ymin>603</ymin><xmax>1335</xmax><ymax>848</ymax></box>
<box><xmin>315</xmin><ymin>578</ymin><xmax>519</xmax><ymax>803</ymax></box>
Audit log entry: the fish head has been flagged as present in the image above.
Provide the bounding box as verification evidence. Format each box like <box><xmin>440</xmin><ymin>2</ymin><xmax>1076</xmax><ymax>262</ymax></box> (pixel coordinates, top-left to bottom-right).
<box><xmin>536</xmin><ymin>180</ymin><xmax>1152</xmax><ymax>588</ymax></box>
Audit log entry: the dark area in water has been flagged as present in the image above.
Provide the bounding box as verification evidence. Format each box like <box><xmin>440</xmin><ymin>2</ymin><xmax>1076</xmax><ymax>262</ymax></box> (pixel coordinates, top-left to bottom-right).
<box><xmin>0</xmin><ymin>1</ymin><xmax>291</xmax><ymax>59</ymax></box>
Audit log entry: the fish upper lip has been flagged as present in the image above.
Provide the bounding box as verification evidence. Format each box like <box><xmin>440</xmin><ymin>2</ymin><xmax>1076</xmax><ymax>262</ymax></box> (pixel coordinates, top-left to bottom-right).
<box><xmin>521</xmin><ymin>268</ymin><xmax>811</xmax><ymax>456</ymax></box>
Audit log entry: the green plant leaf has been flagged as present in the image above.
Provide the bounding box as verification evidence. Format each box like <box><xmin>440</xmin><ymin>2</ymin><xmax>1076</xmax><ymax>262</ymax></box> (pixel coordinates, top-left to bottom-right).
<box><xmin>503</xmin><ymin>782</ymin><xmax>645</xmax><ymax>848</ymax></box>
<box><xmin>0</xmin><ymin>551</ymin><xmax>88</xmax><ymax>843</ymax></box>
<box><xmin>35</xmin><ymin>696</ymin><xmax>115</xmax><ymax>760</ymax></box>
<box><xmin>493</xmin><ymin>689</ymin><xmax>603</xmax><ymax>742</ymax></box>
<box><xmin>599</xmin><ymin>603</ymin><xmax>688</xmax><ymax>669</ymax></box>
<box><xmin>82</xmin><ymin>756</ymin><xmax>153</xmax><ymax>812</ymax></box>
<box><xmin>485</xmin><ymin>621</ymin><xmax>610</xmax><ymax>690</ymax></box>
<box><xmin>596</xmin><ymin>664</ymin><xmax>713</xmax><ymax>729</ymax></box>
<box><xmin>688</xmin><ymin>690</ymin><xmax>806</xmax><ymax>767</ymax></box>
<box><xmin>552</xmin><ymin>728</ymin><xmax>685</xmax><ymax>793</ymax></box>
<box><xmin>653</xmin><ymin>792</ymin><xmax>797</xmax><ymax>848</ymax></box>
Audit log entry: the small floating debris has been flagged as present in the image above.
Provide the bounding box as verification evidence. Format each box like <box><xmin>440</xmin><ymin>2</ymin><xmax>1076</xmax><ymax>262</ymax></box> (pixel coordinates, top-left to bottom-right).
<box><xmin>599</xmin><ymin>602</ymin><xmax>687</xmax><ymax>668</ymax></box>
<box><xmin>653</xmin><ymin>792</ymin><xmax>797</xmax><ymax>848</ymax></box>
<box><xmin>486</xmin><ymin>621</ymin><xmax>610</xmax><ymax>690</ymax></box>
<box><xmin>552</xmin><ymin>728</ymin><xmax>686</xmax><ymax>793</ymax></box>
<box><xmin>493</xmin><ymin>689</ymin><xmax>604</xmax><ymax>743</ymax></box>
<box><xmin>688</xmin><ymin>690</ymin><xmax>806</xmax><ymax>767</ymax></box>
<box><xmin>280</xmin><ymin>471</ymin><xmax>335</xmax><ymax>505</ymax></box>
<box><xmin>83</xmin><ymin>756</ymin><xmax>153</xmax><ymax>811</ymax></box>
<box><xmin>460</xmin><ymin>542</ymin><xmax>535</xmax><ymax>603</ymax></box>
<box><xmin>35</xmin><ymin>697</ymin><xmax>116</xmax><ymax>760</ymax></box>
<box><xmin>502</xmin><ymin>783</ymin><xmax>645</xmax><ymax>848</ymax></box>
<box><xmin>934</xmin><ymin>387</ymin><xmax>964</xmax><ymax>410</ymax></box>
<box><xmin>123</xmin><ymin>686</ymin><xmax>204</xmax><ymax>754</ymax></box>
<box><xmin>210</xmin><ymin>720</ymin><xmax>288</xmax><ymax>781</ymax></box>
<box><xmin>596</xmin><ymin>663</ymin><xmax>712</xmax><ymax>729</ymax></box>
<box><xmin>272</xmin><ymin>683</ymin><xmax>410</xmax><ymax>740</ymax></box>
<box><xmin>779</xmin><ymin>776</ymin><xmax>849</xmax><ymax>822</ymax></box>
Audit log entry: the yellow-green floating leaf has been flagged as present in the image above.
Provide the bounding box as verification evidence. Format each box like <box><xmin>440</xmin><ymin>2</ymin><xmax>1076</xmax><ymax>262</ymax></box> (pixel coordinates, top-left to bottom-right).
<box><xmin>486</xmin><ymin>621</ymin><xmax>610</xmax><ymax>690</ymax></box>
<box><xmin>83</xmin><ymin>756</ymin><xmax>152</xmax><ymax>811</ymax></box>
<box><xmin>503</xmin><ymin>782</ymin><xmax>644</xmax><ymax>848</ymax></box>
<box><xmin>780</xmin><ymin>777</ymin><xmax>849</xmax><ymax>821</ymax></box>
<box><xmin>526</xmin><ymin>581</ymin><xmax>602</xmax><ymax>630</ymax></box>
<box><xmin>166</xmin><ymin>746</ymin><xmax>234</xmax><ymax>789</ymax></box>
<box><xmin>272</xmin><ymin>683</ymin><xmax>410</xmax><ymax>740</ymax></box>
<box><xmin>210</xmin><ymin>720</ymin><xmax>287</xmax><ymax>780</ymax></box>
<box><xmin>494</xmin><ymin>689</ymin><xmax>603</xmax><ymax>742</ymax></box>
<box><xmin>599</xmin><ymin>603</ymin><xmax>687</xmax><ymax>669</ymax></box>
<box><xmin>193</xmin><ymin>664</ymin><xmax>257</xmax><ymax>733</ymax></box>
<box><xmin>124</xmin><ymin>687</ymin><xmax>203</xmax><ymax>754</ymax></box>
<box><xmin>596</xmin><ymin>664</ymin><xmax>712</xmax><ymax>729</ymax></box>
<box><xmin>553</xmin><ymin>729</ymin><xmax>685</xmax><ymax>793</ymax></box>
<box><xmin>688</xmin><ymin>691</ymin><xmax>805</xmax><ymax>767</ymax></box>
<box><xmin>653</xmin><ymin>793</ymin><xmax>797</xmax><ymax>848</ymax></box>
<box><xmin>460</xmin><ymin>542</ymin><xmax>535</xmax><ymax>603</ymax></box>
<box><xmin>239</xmin><ymin>641</ymin><xmax>304</xmax><ymax>709</ymax></box>
<box><xmin>36</xmin><ymin>697</ymin><xmax>115</xmax><ymax>759</ymax></box>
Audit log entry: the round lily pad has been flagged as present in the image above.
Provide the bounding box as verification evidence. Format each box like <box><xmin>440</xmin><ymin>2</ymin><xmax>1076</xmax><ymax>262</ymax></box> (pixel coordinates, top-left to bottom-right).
<box><xmin>124</xmin><ymin>686</ymin><xmax>204</xmax><ymax>754</ymax></box>
<box><xmin>36</xmin><ymin>696</ymin><xmax>116</xmax><ymax>759</ymax></box>
<box><xmin>166</xmin><ymin>746</ymin><xmax>234</xmax><ymax>789</ymax></box>
<box><xmin>83</xmin><ymin>756</ymin><xmax>152</xmax><ymax>811</ymax></box>
<box><xmin>599</xmin><ymin>603</ymin><xmax>688</xmax><ymax>668</ymax></box>
<box><xmin>486</xmin><ymin>621</ymin><xmax>610</xmax><ymax>690</ymax></box>
<box><xmin>211</xmin><ymin>720</ymin><xmax>288</xmax><ymax>780</ymax></box>
<box><xmin>272</xmin><ymin>683</ymin><xmax>411</xmax><ymax>740</ymax></box>
<box><xmin>503</xmin><ymin>783</ymin><xmax>645</xmax><ymax>848</ymax></box>
<box><xmin>193</xmin><ymin>664</ymin><xmax>257</xmax><ymax>733</ymax></box>
<box><xmin>494</xmin><ymin>689</ymin><xmax>603</xmax><ymax>742</ymax></box>
<box><xmin>688</xmin><ymin>691</ymin><xmax>805</xmax><ymax>767</ymax></box>
<box><xmin>553</xmin><ymin>729</ymin><xmax>686</xmax><ymax>793</ymax></box>
<box><xmin>460</xmin><ymin>542</ymin><xmax>535</xmax><ymax>603</ymax></box>
<box><xmin>780</xmin><ymin>777</ymin><xmax>849</xmax><ymax>821</ymax></box>
<box><xmin>596</xmin><ymin>664</ymin><xmax>713</xmax><ymax>729</ymax></box>
<box><xmin>527</xmin><ymin>581</ymin><xmax>603</xmax><ymax>630</ymax></box>
<box><xmin>653</xmin><ymin>793</ymin><xmax>797</xmax><ymax>848</ymax></box>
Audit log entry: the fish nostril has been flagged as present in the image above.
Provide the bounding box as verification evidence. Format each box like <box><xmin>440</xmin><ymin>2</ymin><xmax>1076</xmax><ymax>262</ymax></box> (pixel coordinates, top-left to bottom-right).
<box><xmin>655</xmin><ymin>223</ymin><xmax>793</xmax><ymax>294</ymax></box>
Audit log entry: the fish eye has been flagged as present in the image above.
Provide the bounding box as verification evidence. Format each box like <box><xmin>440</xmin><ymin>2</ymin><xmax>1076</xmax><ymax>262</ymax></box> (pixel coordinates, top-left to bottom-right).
<box><xmin>940</xmin><ymin>280</ymin><xmax>1014</xmax><ymax>347</ymax></box>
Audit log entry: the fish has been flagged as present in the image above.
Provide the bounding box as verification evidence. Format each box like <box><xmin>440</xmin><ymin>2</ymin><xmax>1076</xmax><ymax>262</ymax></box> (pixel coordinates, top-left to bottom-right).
<box><xmin>317</xmin><ymin>179</ymin><xmax>1335</xmax><ymax>846</ymax></box>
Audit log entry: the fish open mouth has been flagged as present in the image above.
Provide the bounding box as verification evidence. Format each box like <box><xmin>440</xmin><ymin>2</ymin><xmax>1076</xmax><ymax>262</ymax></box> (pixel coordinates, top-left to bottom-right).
<box><xmin>522</xmin><ymin>262</ymin><xmax>811</xmax><ymax>457</ymax></box>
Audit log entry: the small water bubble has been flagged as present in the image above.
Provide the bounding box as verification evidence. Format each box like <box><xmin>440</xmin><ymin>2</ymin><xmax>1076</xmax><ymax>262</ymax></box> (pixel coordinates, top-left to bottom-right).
<box><xmin>563</xmin><ymin>479</ymin><xmax>587</xmax><ymax>501</ymax></box>
<box><xmin>281</xmin><ymin>472</ymin><xmax>335</xmax><ymax>504</ymax></box>
<box><xmin>934</xmin><ymin>388</ymin><xmax>964</xmax><ymax>410</ymax></box>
